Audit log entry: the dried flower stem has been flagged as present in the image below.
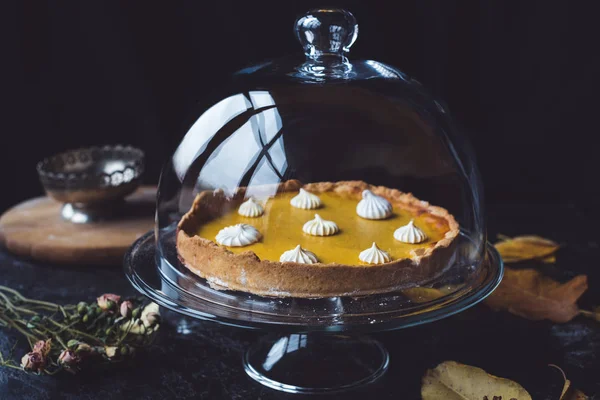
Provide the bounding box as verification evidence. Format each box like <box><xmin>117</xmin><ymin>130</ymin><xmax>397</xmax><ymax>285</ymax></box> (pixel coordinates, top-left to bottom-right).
<box><xmin>0</xmin><ymin>292</ymin><xmax>38</xmax><ymax>316</ymax></box>
<box><xmin>0</xmin><ymin>315</ymin><xmax>39</xmax><ymax>341</ymax></box>
<box><xmin>0</xmin><ymin>286</ymin><xmax>64</xmax><ymax>310</ymax></box>
<box><xmin>0</xmin><ymin>343</ymin><xmax>20</xmax><ymax>371</ymax></box>
<box><xmin>1</xmin><ymin>287</ymin><xmax>159</xmax><ymax>375</ymax></box>
<box><xmin>45</xmin><ymin>319</ymin><xmax>102</xmax><ymax>344</ymax></box>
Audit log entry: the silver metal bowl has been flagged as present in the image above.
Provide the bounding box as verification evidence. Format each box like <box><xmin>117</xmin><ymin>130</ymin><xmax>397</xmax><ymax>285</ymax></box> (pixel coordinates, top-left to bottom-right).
<box><xmin>36</xmin><ymin>145</ymin><xmax>145</xmax><ymax>223</ymax></box>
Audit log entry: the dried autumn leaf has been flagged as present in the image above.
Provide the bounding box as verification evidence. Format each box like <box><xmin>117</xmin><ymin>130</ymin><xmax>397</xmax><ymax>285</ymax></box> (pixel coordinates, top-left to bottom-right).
<box><xmin>561</xmin><ymin>378</ymin><xmax>589</xmax><ymax>399</ymax></box>
<box><xmin>549</xmin><ymin>364</ymin><xmax>589</xmax><ymax>400</ymax></box>
<box><xmin>485</xmin><ymin>268</ymin><xmax>588</xmax><ymax>323</ymax></box>
<box><xmin>579</xmin><ymin>306</ymin><xmax>600</xmax><ymax>322</ymax></box>
<box><xmin>421</xmin><ymin>361</ymin><xmax>532</xmax><ymax>400</ymax></box>
<box><xmin>564</xmin><ymin>388</ymin><xmax>589</xmax><ymax>400</ymax></box>
<box><xmin>541</xmin><ymin>255</ymin><xmax>557</xmax><ymax>264</ymax></box>
<box><xmin>494</xmin><ymin>235</ymin><xmax>560</xmax><ymax>263</ymax></box>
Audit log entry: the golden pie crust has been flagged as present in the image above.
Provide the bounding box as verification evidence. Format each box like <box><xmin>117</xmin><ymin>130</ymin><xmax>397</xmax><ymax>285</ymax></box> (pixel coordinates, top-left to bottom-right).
<box><xmin>176</xmin><ymin>180</ymin><xmax>459</xmax><ymax>298</ymax></box>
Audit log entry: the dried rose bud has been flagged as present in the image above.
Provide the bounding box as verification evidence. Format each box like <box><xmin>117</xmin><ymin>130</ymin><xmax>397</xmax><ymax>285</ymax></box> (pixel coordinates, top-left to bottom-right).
<box><xmin>120</xmin><ymin>300</ymin><xmax>133</xmax><ymax>318</ymax></box>
<box><xmin>58</xmin><ymin>349</ymin><xmax>78</xmax><ymax>364</ymax></box>
<box><xmin>67</xmin><ymin>340</ymin><xmax>92</xmax><ymax>355</ymax></box>
<box><xmin>58</xmin><ymin>350</ymin><xmax>80</xmax><ymax>372</ymax></box>
<box><xmin>75</xmin><ymin>342</ymin><xmax>93</xmax><ymax>355</ymax></box>
<box><xmin>143</xmin><ymin>312</ymin><xmax>161</xmax><ymax>327</ymax></box>
<box><xmin>119</xmin><ymin>318</ymin><xmax>145</xmax><ymax>335</ymax></box>
<box><xmin>76</xmin><ymin>302</ymin><xmax>88</xmax><ymax>315</ymax></box>
<box><xmin>104</xmin><ymin>346</ymin><xmax>118</xmax><ymax>359</ymax></box>
<box><xmin>141</xmin><ymin>303</ymin><xmax>161</xmax><ymax>327</ymax></box>
<box><xmin>131</xmin><ymin>307</ymin><xmax>141</xmax><ymax>319</ymax></box>
<box><xmin>97</xmin><ymin>294</ymin><xmax>121</xmax><ymax>311</ymax></box>
<box><xmin>21</xmin><ymin>352</ymin><xmax>45</xmax><ymax>372</ymax></box>
<box><xmin>32</xmin><ymin>339</ymin><xmax>52</xmax><ymax>357</ymax></box>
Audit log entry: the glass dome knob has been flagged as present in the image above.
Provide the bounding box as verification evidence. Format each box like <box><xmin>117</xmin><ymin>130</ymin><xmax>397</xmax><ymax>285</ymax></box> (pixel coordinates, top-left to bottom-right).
<box><xmin>295</xmin><ymin>8</ymin><xmax>358</xmax><ymax>61</ymax></box>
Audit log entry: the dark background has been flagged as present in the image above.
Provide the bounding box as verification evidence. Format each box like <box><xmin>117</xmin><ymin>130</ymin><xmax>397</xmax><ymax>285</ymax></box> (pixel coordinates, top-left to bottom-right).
<box><xmin>4</xmin><ymin>0</ymin><xmax>599</xmax><ymax>211</ymax></box>
<box><xmin>2</xmin><ymin>3</ymin><xmax>600</xmax><ymax>399</ymax></box>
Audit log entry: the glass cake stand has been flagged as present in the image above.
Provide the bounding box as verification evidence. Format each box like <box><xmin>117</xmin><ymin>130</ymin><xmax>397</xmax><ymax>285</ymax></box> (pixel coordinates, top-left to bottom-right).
<box><xmin>124</xmin><ymin>225</ymin><xmax>503</xmax><ymax>394</ymax></box>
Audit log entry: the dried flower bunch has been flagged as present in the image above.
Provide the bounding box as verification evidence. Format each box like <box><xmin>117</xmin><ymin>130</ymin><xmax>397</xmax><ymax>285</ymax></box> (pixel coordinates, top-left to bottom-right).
<box><xmin>0</xmin><ymin>286</ymin><xmax>160</xmax><ymax>374</ymax></box>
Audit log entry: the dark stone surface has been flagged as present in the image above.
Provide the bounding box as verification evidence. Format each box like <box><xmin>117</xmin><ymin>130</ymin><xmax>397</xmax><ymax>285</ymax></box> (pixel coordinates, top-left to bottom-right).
<box><xmin>1</xmin><ymin>202</ymin><xmax>599</xmax><ymax>399</ymax></box>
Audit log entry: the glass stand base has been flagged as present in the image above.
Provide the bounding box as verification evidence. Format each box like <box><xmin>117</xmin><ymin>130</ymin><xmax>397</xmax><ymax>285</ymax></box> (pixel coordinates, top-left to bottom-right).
<box><xmin>243</xmin><ymin>333</ymin><xmax>389</xmax><ymax>394</ymax></box>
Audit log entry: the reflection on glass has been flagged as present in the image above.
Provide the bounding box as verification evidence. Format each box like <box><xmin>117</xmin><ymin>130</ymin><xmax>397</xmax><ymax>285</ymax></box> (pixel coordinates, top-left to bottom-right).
<box><xmin>365</xmin><ymin>60</ymin><xmax>404</xmax><ymax>80</ymax></box>
<box><xmin>172</xmin><ymin>94</ymin><xmax>252</xmax><ymax>180</ymax></box>
<box><xmin>183</xmin><ymin>91</ymin><xmax>286</xmax><ymax>196</ymax></box>
<box><xmin>249</xmin><ymin>90</ymin><xmax>276</xmax><ymax>109</ymax></box>
<box><xmin>197</xmin><ymin>119</ymin><xmax>262</xmax><ymax>194</ymax></box>
<box><xmin>262</xmin><ymin>336</ymin><xmax>288</xmax><ymax>371</ymax></box>
<box><xmin>268</xmin><ymin>137</ymin><xmax>287</xmax><ymax>176</ymax></box>
<box><xmin>246</xmin><ymin>158</ymin><xmax>281</xmax><ymax>199</ymax></box>
<box><xmin>262</xmin><ymin>334</ymin><xmax>308</xmax><ymax>372</ymax></box>
<box><xmin>172</xmin><ymin>91</ymin><xmax>287</xmax><ymax>200</ymax></box>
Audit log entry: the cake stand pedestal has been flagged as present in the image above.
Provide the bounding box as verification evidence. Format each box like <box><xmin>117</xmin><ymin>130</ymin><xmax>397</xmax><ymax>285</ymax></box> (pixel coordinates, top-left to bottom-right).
<box><xmin>124</xmin><ymin>229</ymin><xmax>502</xmax><ymax>394</ymax></box>
<box><xmin>244</xmin><ymin>333</ymin><xmax>388</xmax><ymax>393</ymax></box>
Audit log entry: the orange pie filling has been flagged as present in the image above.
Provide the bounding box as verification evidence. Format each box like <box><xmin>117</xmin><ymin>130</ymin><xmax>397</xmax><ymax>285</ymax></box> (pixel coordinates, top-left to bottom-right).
<box><xmin>195</xmin><ymin>191</ymin><xmax>451</xmax><ymax>265</ymax></box>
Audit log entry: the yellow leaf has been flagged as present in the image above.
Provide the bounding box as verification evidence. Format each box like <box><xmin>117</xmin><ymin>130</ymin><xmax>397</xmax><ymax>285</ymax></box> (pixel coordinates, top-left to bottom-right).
<box><xmin>562</xmin><ymin>380</ymin><xmax>588</xmax><ymax>400</ymax></box>
<box><xmin>579</xmin><ymin>308</ymin><xmax>600</xmax><ymax>322</ymax></box>
<box><xmin>569</xmin><ymin>390</ymin><xmax>589</xmax><ymax>399</ymax></box>
<box><xmin>494</xmin><ymin>235</ymin><xmax>560</xmax><ymax>263</ymax></box>
<box><xmin>485</xmin><ymin>268</ymin><xmax>588</xmax><ymax>323</ymax></box>
<box><xmin>421</xmin><ymin>361</ymin><xmax>532</xmax><ymax>400</ymax></box>
<box><xmin>541</xmin><ymin>255</ymin><xmax>557</xmax><ymax>264</ymax></box>
<box><xmin>549</xmin><ymin>364</ymin><xmax>589</xmax><ymax>400</ymax></box>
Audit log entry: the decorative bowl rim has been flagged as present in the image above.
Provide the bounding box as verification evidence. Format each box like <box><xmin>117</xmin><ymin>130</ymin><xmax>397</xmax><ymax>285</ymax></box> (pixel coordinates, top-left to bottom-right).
<box><xmin>36</xmin><ymin>144</ymin><xmax>145</xmax><ymax>189</ymax></box>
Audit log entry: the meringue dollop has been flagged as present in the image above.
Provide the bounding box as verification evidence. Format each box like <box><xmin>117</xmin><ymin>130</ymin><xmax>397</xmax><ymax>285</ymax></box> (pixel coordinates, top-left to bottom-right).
<box><xmin>359</xmin><ymin>242</ymin><xmax>391</xmax><ymax>264</ymax></box>
<box><xmin>237</xmin><ymin>197</ymin><xmax>264</xmax><ymax>217</ymax></box>
<box><xmin>290</xmin><ymin>188</ymin><xmax>322</xmax><ymax>210</ymax></box>
<box><xmin>302</xmin><ymin>214</ymin><xmax>339</xmax><ymax>236</ymax></box>
<box><xmin>393</xmin><ymin>220</ymin><xmax>427</xmax><ymax>244</ymax></box>
<box><xmin>215</xmin><ymin>224</ymin><xmax>261</xmax><ymax>247</ymax></box>
<box><xmin>279</xmin><ymin>245</ymin><xmax>318</xmax><ymax>264</ymax></box>
<box><xmin>356</xmin><ymin>190</ymin><xmax>393</xmax><ymax>220</ymax></box>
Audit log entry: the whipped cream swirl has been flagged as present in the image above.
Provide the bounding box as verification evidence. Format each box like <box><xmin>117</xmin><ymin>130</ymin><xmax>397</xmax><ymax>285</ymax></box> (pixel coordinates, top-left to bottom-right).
<box><xmin>290</xmin><ymin>188</ymin><xmax>322</xmax><ymax>210</ymax></box>
<box><xmin>356</xmin><ymin>190</ymin><xmax>393</xmax><ymax>220</ymax></box>
<box><xmin>279</xmin><ymin>245</ymin><xmax>318</xmax><ymax>264</ymax></box>
<box><xmin>393</xmin><ymin>220</ymin><xmax>427</xmax><ymax>244</ymax></box>
<box><xmin>237</xmin><ymin>197</ymin><xmax>264</xmax><ymax>217</ymax></box>
<box><xmin>302</xmin><ymin>214</ymin><xmax>339</xmax><ymax>236</ymax></box>
<box><xmin>359</xmin><ymin>242</ymin><xmax>391</xmax><ymax>264</ymax></box>
<box><xmin>215</xmin><ymin>224</ymin><xmax>261</xmax><ymax>247</ymax></box>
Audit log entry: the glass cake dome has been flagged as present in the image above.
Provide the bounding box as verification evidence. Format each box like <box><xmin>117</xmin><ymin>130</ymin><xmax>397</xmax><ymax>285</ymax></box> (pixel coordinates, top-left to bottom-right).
<box><xmin>154</xmin><ymin>8</ymin><xmax>487</xmax><ymax>303</ymax></box>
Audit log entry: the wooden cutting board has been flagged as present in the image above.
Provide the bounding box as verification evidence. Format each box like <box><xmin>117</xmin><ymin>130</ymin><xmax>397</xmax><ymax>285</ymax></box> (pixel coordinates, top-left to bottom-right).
<box><xmin>0</xmin><ymin>186</ymin><xmax>156</xmax><ymax>266</ymax></box>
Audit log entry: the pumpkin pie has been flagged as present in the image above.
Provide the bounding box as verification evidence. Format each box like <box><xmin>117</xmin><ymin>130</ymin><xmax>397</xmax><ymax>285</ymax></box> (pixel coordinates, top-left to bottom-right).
<box><xmin>176</xmin><ymin>180</ymin><xmax>459</xmax><ymax>298</ymax></box>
